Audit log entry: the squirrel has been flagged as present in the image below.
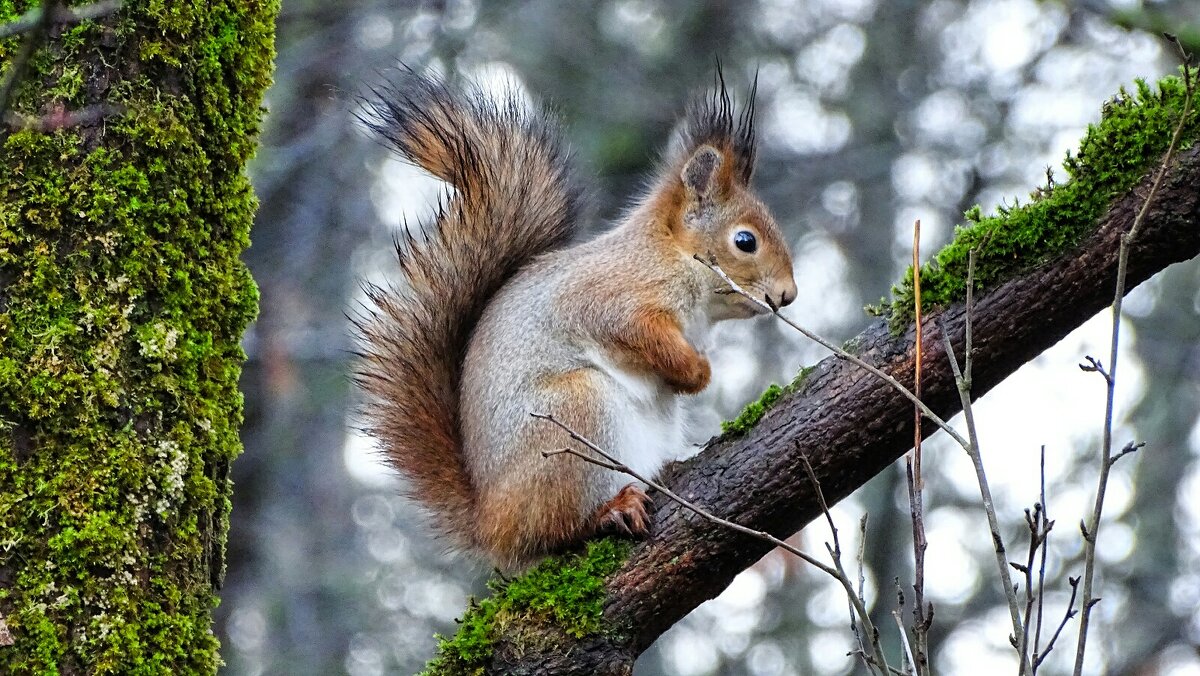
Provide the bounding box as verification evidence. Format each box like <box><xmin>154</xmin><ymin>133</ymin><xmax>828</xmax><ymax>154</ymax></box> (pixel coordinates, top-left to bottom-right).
<box><xmin>355</xmin><ymin>67</ymin><xmax>797</xmax><ymax>570</ymax></box>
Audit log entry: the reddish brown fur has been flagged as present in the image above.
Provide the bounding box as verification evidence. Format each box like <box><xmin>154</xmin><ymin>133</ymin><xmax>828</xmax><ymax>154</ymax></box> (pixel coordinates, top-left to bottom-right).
<box><xmin>612</xmin><ymin>307</ymin><xmax>711</xmax><ymax>394</ymax></box>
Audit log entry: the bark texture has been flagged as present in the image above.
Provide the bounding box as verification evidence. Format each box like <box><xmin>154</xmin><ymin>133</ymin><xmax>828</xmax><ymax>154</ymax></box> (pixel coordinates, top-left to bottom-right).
<box><xmin>0</xmin><ymin>1</ymin><xmax>276</xmax><ymax>673</ymax></box>
<box><xmin>479</xmin><ymin>134</ymin><xmax>1200</xmax><ymax>673</ymax></box>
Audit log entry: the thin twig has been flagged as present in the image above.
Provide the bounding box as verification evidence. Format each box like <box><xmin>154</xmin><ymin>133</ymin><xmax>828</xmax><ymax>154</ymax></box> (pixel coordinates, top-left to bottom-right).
<box><xmin>1031</xmin><ymin>446</ymin><xmax>1053</xmax><ymax>675</ymax></box>
<box><xmin>906</xmin><ymin>219</ymin><xmax>931</xmax><ymax>675</ymax></box>
<box><xmin>1077</xmin><ymin>356</ymin><xmax>1111</xmax><ymax>384</ymax></box>
<box><xmin>802</xmin><ymin>454</ymin><xmax>839</xmax><ymax>553</ymax></box>
<box><xmin>1073</xmin><ymin>49</ymin><xmax>1194</xmax><ymax>676</ymax></box>
<box><xmin>913</xmin><ymin>218</ymin><xmax>925</xmax><ymax>477</ymax></box>
<box><xmin>800</xmin><ymin>453</ymin><xmax>896</xmax><ymax>675</ymax></box>
<box><xmin>893</xmin><ymin>609</ymin><xmax>919</xmax><ymax>675</ymax></box>
<box><xmin>1038</xmin><ymin>576</ymin><xmax>1080</xmax><ymax>668</ymax></box>
<box><xmin>533</xmin><ymin>412</ymin><xmax>894</xmax><ymax>675</ymax></box>
<box><xmin>939</xmin><ymin>249</ymin><xmax>1029</xmax><ymax>672</ymax></box>
<box><xmin>1018</xmin><ymin>503</ymin><xmax>1042</xmax><ymax>674</ymax></box>
<box><xmin>693</xmin><ymin>253</ymin><xmax>972</xmax><ymax>452</ymax></box>
<box><xmin>1108</xmin><ymin>441</ymin><xmax>1144</xmax><ymax>467</ymax></box>
<box><xmin>848</xmin><ymin>514</ymin><xmax>871</xmax><ymax>670</ymax></box>
<box><xmin>542</xmin><ymin>447</ymin><xmax>625</xmax><ymax>473</ymax></box>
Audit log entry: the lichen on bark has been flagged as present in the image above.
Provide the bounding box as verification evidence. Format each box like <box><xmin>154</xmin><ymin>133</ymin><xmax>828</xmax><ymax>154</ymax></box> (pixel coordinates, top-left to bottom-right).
<box><xmin>0</xmin><ymin>1</ymin><xmax>278</xmax><ymax>673</ymax></box>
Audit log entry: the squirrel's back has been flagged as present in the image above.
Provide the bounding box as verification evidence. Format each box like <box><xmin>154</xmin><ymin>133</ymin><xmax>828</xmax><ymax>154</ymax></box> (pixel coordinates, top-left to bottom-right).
<box><xmin>353</xmin><ymin>69</ymin><xmax>585</xmax><ymax>549</ymax></box>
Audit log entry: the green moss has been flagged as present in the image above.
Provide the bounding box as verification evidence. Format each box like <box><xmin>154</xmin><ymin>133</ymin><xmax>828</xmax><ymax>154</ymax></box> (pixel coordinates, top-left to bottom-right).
<box><xmin>0</xmin><ymin>0</ymin><xmax>277</xmax><ymax>673</ymax></box>
<box><xmin>422</xmin><ymin>538</ymin><xmax>633</xmax><ymax>675</ymax></box>
<box><xmin>720</xmin><ymin>364</ymin><xmax>818</xmax><ymax>437</ymax></box>
<box><xmin>888</xmin><ymin>69</ymin><xmax>1200</xmax><ymax>331</ymax></box>
<box><xmin>721</xmin><ymin>384</ymin><xmax>784</xmax><ymax>436</ymax></box>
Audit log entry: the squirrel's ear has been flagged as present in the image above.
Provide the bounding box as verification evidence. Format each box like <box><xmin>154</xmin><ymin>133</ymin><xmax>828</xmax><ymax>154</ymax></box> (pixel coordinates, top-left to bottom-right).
<box><xmin>681</xmin><ymin>145</ymin><xmax>722</xmax><ymax>200</ymax></box>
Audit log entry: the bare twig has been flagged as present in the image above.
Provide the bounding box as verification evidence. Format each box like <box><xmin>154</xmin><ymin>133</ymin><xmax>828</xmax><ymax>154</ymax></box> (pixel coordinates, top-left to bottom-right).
<box><xmin>532</xmin><ymin>412</ymin><xmax>894</xmax><ymax>674</ymax></box>
<box><xmin>858</xmin><ymin>514</ymin><xmax>869</xmax><ymax>606</ymax></box>
<box><xmin>1108</xmin><ymin>441</ymin><xmax>1143</xmax><ymax>467</ymax></box>
<box><xmin>801</xmin><ymin>454</ymin><xmax>839</xmax><ymax>552</ymax></box>
<box><xmin>1031</xmin><ymin>446</ymin><xmax>1054</xmax><ymax>675</ymax></box>
<box><xmin>1038</xmin><ymin>576</ymin><xmax>1080</xmax><ymax>669</ymax></box>
<box><xmin>912</xmin><ymin>219</ymin><xmax>925</xmax><ymax>478</ymax></box>
<box><xmin>1077</xmin><ymin>356</ymin><xmax>1111</xmax><ymax>384</ymax></box>
<box><xmin>905</xmin><ymin>220</ymin><xmax>931</xmax><ymax>675</ymax></box>
<box><xmin>939</xmin><ymin>249</ymin><xmax>1029</xmax><ymax>672</ymax></box>
<box><xmin>1019</xmin><ymin>503</ymin><xmax>1042</xmax><ymax>673</ymax></box>
<box><xmin>892</xmin><ymin>609</ymin><xmax>919</xmax><ymax>675</ymax></box>
<box><xmin>849</xmin><ymin>514</ymin><xmax>872</xmax><ymax>668</ymax></box>
<box><xmin>1073</xmin><ymin>49</ymin><xmax>1194</xmax><ymax>676</ymax></box>
<box><xmin>693</xmin><ymin>253</ymin><xmax>972</xmax><ymax>452</ymax></box>
<box><xmin>800</xmin><ymin>453</ymin><xmax>895</xmax><ymax>675</ymax></box>
<box><xmin>542</xmin><ymin>447</ymin><xmax>625</xmax><ymax>473</ymax></box>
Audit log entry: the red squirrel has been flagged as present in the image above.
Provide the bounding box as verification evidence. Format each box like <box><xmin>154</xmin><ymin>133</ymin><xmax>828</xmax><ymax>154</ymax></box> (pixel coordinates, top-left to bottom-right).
<box><xmin>356</xmin><ymin>68</ymin><xmax>796</xmax><ymax>569</ymax></box>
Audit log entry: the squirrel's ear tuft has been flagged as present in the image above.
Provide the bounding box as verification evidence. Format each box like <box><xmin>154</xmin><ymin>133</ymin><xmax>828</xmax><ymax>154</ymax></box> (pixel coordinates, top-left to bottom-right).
<box><xmin>681</xmin><ymin>145</ymin><xmax>722</xmax><ymax>200</ymax></box>
<box><xmin>671</xmin><ymin>65</ymin><xmax>757</xmax><ymax>187</ymax></box>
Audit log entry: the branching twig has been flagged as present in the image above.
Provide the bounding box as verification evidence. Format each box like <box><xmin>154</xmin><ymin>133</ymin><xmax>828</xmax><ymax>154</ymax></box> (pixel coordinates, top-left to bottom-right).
<box><xmin>1108</xmin><ymin>441</ymin><xmax>1143</xmax><ymax>467</ymax></box>
<box><xmin>532</xmin><ymin>412</ymin><xmax>895</xmax><ymax>674</ymax></box>
<box><xmin>1072</xmin><ymin>45</ymin><xmax>1194</xmax><ymax>676</ymax></box>
<box><xmin>1038</xmin><ymin>576</ymin><xmax>1080</xmax><ymax>669</ymax></box>
<box><xmin>1018</xmin><ymin>503</ymin><xmax>1043</xmax><ymax>673</ymax></box>
<box><xmin>939</xmin><ymin>249</ymin><xmax>1029</xmax><ymax>673</ymax></box>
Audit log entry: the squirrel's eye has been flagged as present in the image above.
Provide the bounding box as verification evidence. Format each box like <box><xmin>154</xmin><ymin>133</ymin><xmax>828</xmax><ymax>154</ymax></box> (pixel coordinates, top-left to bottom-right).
<box><xmin>733</xmin><ymin>230</ymin><xmax>757</xmax><ymax>253</ymax></box>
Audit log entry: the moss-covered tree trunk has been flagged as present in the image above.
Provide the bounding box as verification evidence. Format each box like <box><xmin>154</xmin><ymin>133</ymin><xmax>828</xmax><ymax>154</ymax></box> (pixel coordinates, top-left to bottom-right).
<box><xmin>0</xmin><ymin>1</ymin><xmax>277</xmax><ymax>672</ymax></box>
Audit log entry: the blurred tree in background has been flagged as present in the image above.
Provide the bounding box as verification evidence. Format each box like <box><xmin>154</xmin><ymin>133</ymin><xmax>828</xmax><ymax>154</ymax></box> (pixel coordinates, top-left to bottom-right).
<box><xmin>217</xmin><ymin>1</ymin><xmax>1200</xmax><ymax>674</ymax></box>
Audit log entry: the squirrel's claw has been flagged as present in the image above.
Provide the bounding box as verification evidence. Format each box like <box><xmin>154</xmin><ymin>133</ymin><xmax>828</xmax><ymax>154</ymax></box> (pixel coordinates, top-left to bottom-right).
<box><xmin>593</xmin><ymin>484</ymin><xmax>652</xmax><ymax>538</ymax></box>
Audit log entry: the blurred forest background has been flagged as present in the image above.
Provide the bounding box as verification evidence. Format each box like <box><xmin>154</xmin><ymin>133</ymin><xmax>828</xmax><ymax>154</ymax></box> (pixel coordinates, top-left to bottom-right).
<box><xmin>215</xmin><ymin>1</ymin><xmax>1200</xmax><ymax>674</ymax></box>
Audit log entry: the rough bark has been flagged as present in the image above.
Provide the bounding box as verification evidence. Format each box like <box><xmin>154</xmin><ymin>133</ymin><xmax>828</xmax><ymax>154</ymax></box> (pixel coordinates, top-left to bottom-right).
<box><xmin>481</xmin><ymin>142</ymin><xmax>1200</xmax><ymax>673</ymax></box>
<box><xmin>0</xmin><ymin>1</ymin><xmax>276</xmax><ymax>672</ymax></box>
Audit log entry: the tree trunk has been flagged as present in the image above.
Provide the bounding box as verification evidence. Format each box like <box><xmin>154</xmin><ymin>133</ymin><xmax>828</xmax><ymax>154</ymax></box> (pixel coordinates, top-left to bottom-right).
<box><xmin>0</xmin><ymin>1</ymin><xmax>276</xmax><ymax>673</ymax></box>
<box><xmin>436</xmin><ymin>77</ymin><xmax>1200</xmax><ymax>674</ymax></box>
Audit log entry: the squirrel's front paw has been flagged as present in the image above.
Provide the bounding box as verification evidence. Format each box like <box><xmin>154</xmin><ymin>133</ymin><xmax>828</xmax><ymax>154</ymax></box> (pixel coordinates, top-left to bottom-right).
<box><xmin>592</xmin><ymin>484</ymin><xmax>653</xmax><ymax>538</ymax></box>
<box><xmin>667</xmin><ymin>355</ymin><xmax>711</xmax><ymax>394</ymax></box>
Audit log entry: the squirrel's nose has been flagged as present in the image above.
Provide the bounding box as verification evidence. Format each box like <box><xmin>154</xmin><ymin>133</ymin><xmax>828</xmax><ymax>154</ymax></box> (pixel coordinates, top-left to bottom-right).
<box><xmin>773</xmin><ymin>277</ymin><xmax>798</xmax><ymax>309</ymax></box>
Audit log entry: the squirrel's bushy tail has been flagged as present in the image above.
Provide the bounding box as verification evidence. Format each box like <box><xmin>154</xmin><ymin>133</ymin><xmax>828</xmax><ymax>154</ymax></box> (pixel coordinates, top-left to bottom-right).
<box><xmin>354</xmin><ymin>69</ymin><xmax>584</xmax><ymax>548</ymax></box>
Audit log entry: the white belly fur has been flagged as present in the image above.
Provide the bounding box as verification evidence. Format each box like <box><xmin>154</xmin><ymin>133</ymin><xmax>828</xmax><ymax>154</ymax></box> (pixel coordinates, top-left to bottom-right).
<box><xmin>584</xmin><ymin>347</ymin><xmax>685</xmax><ymax>492</ymax></box>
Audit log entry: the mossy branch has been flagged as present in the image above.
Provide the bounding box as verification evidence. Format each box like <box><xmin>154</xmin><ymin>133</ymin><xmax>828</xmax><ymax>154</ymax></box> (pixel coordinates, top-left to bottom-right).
<box><xmin>423</xmin><ymin>71</ymin><xmax>1200</xmax><ymax>675</ymax></box>
<box><xmin>886</xmin><ymin>67</ymin><xmax>1199</xmax><ymax>331</ymax></box>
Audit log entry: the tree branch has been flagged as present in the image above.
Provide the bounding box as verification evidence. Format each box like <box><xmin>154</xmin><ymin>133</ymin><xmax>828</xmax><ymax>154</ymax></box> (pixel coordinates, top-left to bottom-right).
<box><xmin>448</xmin><ymin>96</ymin><xmax>1200</xmax><ymax>671</ymax></box>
